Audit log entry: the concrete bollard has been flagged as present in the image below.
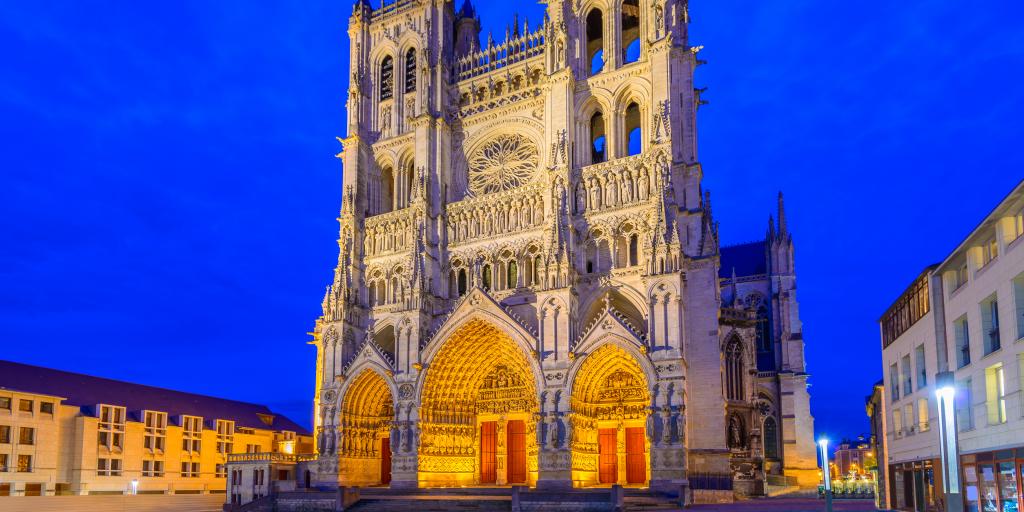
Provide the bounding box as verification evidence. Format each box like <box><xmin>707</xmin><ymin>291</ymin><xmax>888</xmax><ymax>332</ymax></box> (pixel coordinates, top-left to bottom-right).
<box><xmin>611</xmin><ymin>484</ymin><xmax>624</xmax><ymax>512</ymax></box>
<box><xmin>336</xmin><ymin>486</ymin><xmax>360</xmax><ymax>511</ymax></box>
<box><xmin>678</xmin><ymin>480</ymin><xmax>691</xmax><ymax>508</ymax></box>
<box><xmin>511</xmin><ymin>485</ymin><xmax>522</xmax><ymax>512</ymax></box>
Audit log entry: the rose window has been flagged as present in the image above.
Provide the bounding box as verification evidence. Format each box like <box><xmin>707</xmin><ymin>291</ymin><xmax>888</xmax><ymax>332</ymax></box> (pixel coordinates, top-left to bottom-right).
<box><xmin>468</xmin><ymin>134</ymin><xmax>538</xmax><ymax>195</ymax></box>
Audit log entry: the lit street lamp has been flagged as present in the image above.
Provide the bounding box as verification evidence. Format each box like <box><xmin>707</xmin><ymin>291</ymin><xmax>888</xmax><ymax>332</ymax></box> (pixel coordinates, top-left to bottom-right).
<box><xmin>935</xmin><ymin>371</ymin><xmax>964</xmax><ymax>512</ymax></box>
<box><xmin>819</xmin><ymin>438</ymin><xmax>832</xmax><ymax>512</ymax></box>
<box><xmin>130</xmin><ymin>478</ymin><xmax>138</xmax><ymax>495</ymax></box>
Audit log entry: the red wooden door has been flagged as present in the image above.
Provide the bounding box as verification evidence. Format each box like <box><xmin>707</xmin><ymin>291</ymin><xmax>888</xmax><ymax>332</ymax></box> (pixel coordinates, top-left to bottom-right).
<box><xmin>598</xmin><ymin>428</ymin><xmax>618</xmax><ymax>484</ymax></box>
<box><xmin>625</xmin><ymin>427</ymin><xmax>646</xmax><ymax>484</ymax></box>
<box><xmin>506</xmin><ymin>420</ymin><xmax>527</xmax><ymax>484</ymax></box>
<box><xmin>480</xmin><ymin>421</ymin><xmax>497</xmax><ymax>484</ymax></box>
<box><xmin>380</xmin><ymin>437</ymin><xmax>391</xmax><ymax>485</ymax></box>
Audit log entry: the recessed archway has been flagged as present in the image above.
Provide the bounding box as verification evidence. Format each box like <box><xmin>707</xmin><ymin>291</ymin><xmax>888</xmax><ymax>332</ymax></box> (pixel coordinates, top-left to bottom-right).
<box><xmin>418</xmin><ymin>318</ymin><xmax>540</xmax><ymax>487</ymax></box>
<box><xmin>570</xmin><ymin>343</ymin><xmax>651</xmax><ymax>487</ymax></box>
<box><xmin>338</xmin><ymin>369</ymin><xmax>394</xmax><ymax>486</ymax></box>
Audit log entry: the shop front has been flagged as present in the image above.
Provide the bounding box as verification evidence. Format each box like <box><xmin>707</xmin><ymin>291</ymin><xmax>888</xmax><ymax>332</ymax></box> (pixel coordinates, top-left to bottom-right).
<box><xmin>889</xmin><ymin>459</ymin><xmax>942</xmax><ymax>512</ymax></box>
<box><xmin>961</xmin><ymin>448</ymin><xmax>1024</xmax><ymax>512</ymax></box>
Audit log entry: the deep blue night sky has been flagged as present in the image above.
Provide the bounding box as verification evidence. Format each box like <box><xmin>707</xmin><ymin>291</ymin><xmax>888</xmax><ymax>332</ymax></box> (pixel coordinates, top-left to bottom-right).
<box><xmin>2</xmin><ymin>1</ymin><xmax>1022</xmax><ymax>439</ymax></box>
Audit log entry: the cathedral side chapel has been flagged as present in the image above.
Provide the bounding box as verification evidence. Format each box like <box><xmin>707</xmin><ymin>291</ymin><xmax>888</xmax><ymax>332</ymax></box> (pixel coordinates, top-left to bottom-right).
<box><xmin>311</xmin><ymin>0</ymin><xmax>819</xmax><ymax>494</ymax></box>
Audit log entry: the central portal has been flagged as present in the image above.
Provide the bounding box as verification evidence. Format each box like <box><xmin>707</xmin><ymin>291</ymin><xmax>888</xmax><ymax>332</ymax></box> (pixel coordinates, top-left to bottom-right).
<box><xmin>418</xmin><ymin>319</ymin><xmax>539</xmax><ymax>487</ymax></box>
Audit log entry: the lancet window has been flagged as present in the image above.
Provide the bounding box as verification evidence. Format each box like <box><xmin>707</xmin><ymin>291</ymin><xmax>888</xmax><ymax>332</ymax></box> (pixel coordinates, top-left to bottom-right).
<box><xmin>621</xmin><ymin>0</ymin><xmax>641</xmax><ymax>64</ymax></box>
<box><xmin>404</xmin><ymin>48</ymin><xmax>416</xmax><ymax>93</ymax></box>
<box><xmin>380</xmin><ymin>55</ymin><xmax>394</xmax><ymax>100</ymax></box>
<box><xmin>724</xmin><ymin>337</ymin><xmax>745</xmax><ymax>401</ymax></box>
<box><xmin>586</xmin><ymin>9</ymin><xmax>605</xmax><ymax>76</ymax></box>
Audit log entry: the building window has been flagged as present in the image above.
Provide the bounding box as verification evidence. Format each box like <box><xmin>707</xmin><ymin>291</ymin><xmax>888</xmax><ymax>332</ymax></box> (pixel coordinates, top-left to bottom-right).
<box><xmin>621</xmin><ymin>0</ymin><xmax>640</xmax><ymax>64</ymax></box>
<box><xmin>985</xmin><ymin>364</ymin><xmax>1007</xmax><ymax>425</ymax></box>
<box><xmin>0</xmin><ymin>454</ymin><xmax>7</xmax><ymax>472</ymax></box>
<box><xmin>1013</xmin><ymin>273</ymin><xmax>1024</xmax><ymax>341</ymax></box>
<box><xmin>0</xmin><ymin>425</ymin><xmax>9</xmax><ymax>443</ymax></box>
<box><xmin>589</xmin><ymin>111</ymin><xmax>607</xmax><ymax>164</ymax></box>
<box><xmin>1013</xmin><ymin>207</ymin><xmax>1024</xmax><ymax>241</ymax></box>
<box><xmin>763</xmin><ymin>417</ymin><xmax>779</xmax><ymax>459</ymax></box>
<box><xmin>18</xmin><ymin>427</ymin><xmax>34</xmax><ymax>445</ymax></box>
<box><xmin>0</xmin><ymin>397</ymin><xmax>9</xmax><ymax>411</ymax></box>
<box><xmin>144</xmin><ymin>410</ymin><xmax>167</xmax><ymax>452</ymax></box>
<box><xmin>142</xmin><ymin>460</ymin><xmax>164</xmax><ymax>477</ymax></box>
<box><xmin>955</xmin><ymin>316</ymin><xmax>971</xmax><ymax>368</ymax></box>
<box><xmin>216</xmin><ymin>463</ymin><xmax>227</xmax><ymax>478</ymax></box>
<box><xmin>881</xmin><ymin>275</ymin><xmax>930</xmax><ymax>347</ymax></box>
<box><xmin>956</xmin><ymin>378</ymin><xmax>974</xmax><ymax>431</ymax></box>
<box><xmin>889</xmin><ymin>363</ymin><xmax>900</xmax><ymax>402</ymax></box>
<box><xmin>18</xmin><ymin>399</ymin><xmax>33</xmax><ymax>413</ymax></box>
<box><xmin>917</xmin><ymin>398</ymin><xmax>929</xmax><ymax>432</ymax></box>
<box><xmin>724</xmin><ymin>337</ymin><xmax>745</xmax><ymax>401</ymax></box>
<box><xmin>182</xmin><ymin>415</ymin><xmax>203</xmax><ymax>453</ymax></box>
<box><xmin>97</xmin><ymin>458</ymin><xmax>122</xmax><ymax>476</ymax></box>
<box><xmin>216</xmin><ymin>419</ymin><xmax>235</xmax><ymax>455</ymax></box>
<box><xmin>952</xmin><ymin>262</ymin><xmax>969</xmax><ymax>292</ymax></box>
<box><xmin>625</xmin><ymin>102</ymin><xmax>642</xmax><ymax>156</ymax></box>
<box><xmin>914</xmin><ymin>345</ymin><xmax>927</xmax><ymax>388</ymax></box>
<box><xmin>893</xmin><ymin>408</ymin><xmax>904</xmax><ymax>437</ymax></box>
<box><xmin>98</xmin><ymin>404</ymin><xmax>126</xmax><ymax>450</ymax></box>
<box><xmin>904</xmin><ymin>404</ymin><xmax>914</xmax><ymax>434</ymax></box>
<box><xmin>379</xmin><ymin>55</ymin><xmax>394</xmax><ymax>101</ymax></box>
<box><xmin>17</xmin><ymin>454</ymin><xmax>31</xmax><ymax>472</ymax></box>
<box><xmin>585</xmin><ymin>8</ymin><xmax>604</xmax><ymax>75</ymax></box>
<box><xmin>482</xmin><ymin>264</ymin><xmax>492</xmax><ymax>290</ymax></box>
<box><xmin>181</xmin><ymin>462</ymin><xmax>200</xmax><ymax>478</ymax></box>
<box><xmin>901</xmin><ymin>354</ymin><xmax>912</xmax><ymax>397</ymax></box>
<box><xmin>404</xmin><ymin>48</ymin><xmax>416</xmax><ymax>93</ymax></box>
<box><xmin>981</xmin><ymin>294</ymin><xmax>1001</xmax><ymax>355</ymax></box>
<box><xmin>981</xmin><ymin>235</ymin><xmax>999</xmax><ymax>267</ymax></box>
<box><xmin>40</xmin><ymin>402</ymin><xmax>54</xmax><ymax>414</ymax></box>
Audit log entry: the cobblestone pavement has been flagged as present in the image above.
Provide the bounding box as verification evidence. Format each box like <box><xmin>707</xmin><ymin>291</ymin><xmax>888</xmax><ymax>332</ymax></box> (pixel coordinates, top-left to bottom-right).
<box><xmin>686</xmin><ymin>498</ymin><xmax>883</xmax><ymax>511</ymax></box>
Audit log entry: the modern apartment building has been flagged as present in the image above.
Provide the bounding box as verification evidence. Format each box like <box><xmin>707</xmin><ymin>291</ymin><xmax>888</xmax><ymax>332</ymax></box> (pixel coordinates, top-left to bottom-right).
<box><xmin>0</xmin><ymin>360</ymin><xmax>312</xmax><ymax>496</ymax></box>
<box><xmin>879</xmin><ymin>179</ymin><xmax>1024</xmax><ymax>511</ymax></box>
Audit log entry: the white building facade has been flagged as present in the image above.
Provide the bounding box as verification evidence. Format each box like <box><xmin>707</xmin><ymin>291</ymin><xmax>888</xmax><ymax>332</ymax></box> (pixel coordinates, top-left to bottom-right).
<box><xmin>310</xmin><ymin>0</ymin><xmax>819</xmax><ymax>494</ymax></box>
<box><xmin>880</xmin><ymin>179</ymin><xmax>1024</xmax><ymax>511</ymax></box>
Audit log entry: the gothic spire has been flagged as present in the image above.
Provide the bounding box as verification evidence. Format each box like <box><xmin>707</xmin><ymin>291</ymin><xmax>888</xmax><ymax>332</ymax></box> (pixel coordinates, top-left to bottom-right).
<box><xmin>777</xmin><ymin>191</ymin><xmax>787</xmax><ymax>239</ymax></box>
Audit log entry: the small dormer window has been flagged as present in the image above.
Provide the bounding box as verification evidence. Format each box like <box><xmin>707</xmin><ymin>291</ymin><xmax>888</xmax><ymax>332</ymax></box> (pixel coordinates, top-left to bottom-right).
<box><xmin>257</xmin><ymin>413</ymin><xmax>275</xmax><ymax>427</ymax></box>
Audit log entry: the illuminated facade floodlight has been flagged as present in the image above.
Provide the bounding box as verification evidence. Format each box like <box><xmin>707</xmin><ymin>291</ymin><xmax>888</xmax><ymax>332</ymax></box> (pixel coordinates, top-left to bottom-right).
<box><xmin>131</xmin><ymin>478</ymin><xmax>139</xmax><ymax>495</ymax></box>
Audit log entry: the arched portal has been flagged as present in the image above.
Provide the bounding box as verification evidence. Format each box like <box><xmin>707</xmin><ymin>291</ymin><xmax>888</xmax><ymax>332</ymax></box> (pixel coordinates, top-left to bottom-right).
<box><xmin>418</xmin><ymin>319</ymin><xmax>540</xmax><ymax>487</ymax></box>
<box><xmin>570</xmin><ymin>344</ymin><xmax>651</xmax><ymax>487</ymax></box>
<box><xmin>338</xmin><ymin>369</ymin><xmax>394</xmax><ymax>486</ymax></box>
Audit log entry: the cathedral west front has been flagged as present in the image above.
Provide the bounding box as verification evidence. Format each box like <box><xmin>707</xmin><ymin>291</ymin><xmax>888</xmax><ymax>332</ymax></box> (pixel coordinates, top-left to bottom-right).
<box><xmin>310</xmin><ymin>0</ymin><xmax>819</xmax><ymax>494</ymax></box>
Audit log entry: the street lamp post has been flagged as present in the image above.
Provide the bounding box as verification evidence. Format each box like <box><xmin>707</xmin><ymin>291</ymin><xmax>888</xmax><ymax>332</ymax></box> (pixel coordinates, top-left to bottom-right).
<box><xmin>130</xmin><ymin>479</ymin><xmax>138</xmax><ymax>495</ymax></box>
<box><xmin>935</xmin><ymin>371</ymin><xmax>964</xmax><ymax>512</ymax></box>
<box><xmin>819</xmin><ymin>439</ymin><xmax>833</xmax><ymax>512</ymax></box>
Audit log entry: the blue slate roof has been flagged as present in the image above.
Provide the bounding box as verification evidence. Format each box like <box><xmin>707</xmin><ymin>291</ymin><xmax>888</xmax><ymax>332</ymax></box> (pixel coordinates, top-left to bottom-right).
<box><xmin>719</xmin><ymin>241</ymin><xmax>768</xmax><ymax>279</ymax></box>
<box><xmin>0</xmin><ymin>360</ymin><xmax>308</xmax><ymax>434</ymax></box>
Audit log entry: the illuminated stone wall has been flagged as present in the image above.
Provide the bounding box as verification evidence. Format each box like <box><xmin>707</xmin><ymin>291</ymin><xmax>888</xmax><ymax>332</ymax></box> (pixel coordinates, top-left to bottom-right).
<box><xmin>308</xmin><ymin>0</ymin><xmax>819</xmax><ymax>495</ymax></box>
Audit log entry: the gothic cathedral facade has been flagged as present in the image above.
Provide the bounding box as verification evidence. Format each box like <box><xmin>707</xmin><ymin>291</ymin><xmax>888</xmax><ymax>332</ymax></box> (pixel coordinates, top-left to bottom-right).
<box><xmin>311</xmin><ymin>0</ymin><xmax>818</xmax><ymax>493</ymax></box>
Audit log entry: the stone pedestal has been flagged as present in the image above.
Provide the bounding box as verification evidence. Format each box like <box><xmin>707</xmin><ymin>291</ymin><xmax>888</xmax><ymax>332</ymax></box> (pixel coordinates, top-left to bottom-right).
<box><xmin>535</xmin><ymin>450</ymin><xmax>572</xmax><ymax>490</ymax></box>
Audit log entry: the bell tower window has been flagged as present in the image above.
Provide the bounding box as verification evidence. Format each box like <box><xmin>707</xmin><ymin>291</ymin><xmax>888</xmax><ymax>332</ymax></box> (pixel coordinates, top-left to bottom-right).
<box><xmin>625</xmin><ymin>102</ymin><xmax>642</xmax><ymax>156</ymax></box>
<box><xmin>586</xmin><ymin>9</ymin><xmax>604</xmax><ymax>76</ymax></box>
<box><xmin>590</xmin><ymin>111</ymin><xmax>607</xmax><ymax>164</ymax></box>
<box><xmin>380</xmin><ymin>56</ymin><xmax>394</xmax><ymax>100</ymax></box>
<box><xmin>621</xmin><ymin>0</ymin><xmax>641</xmax><ymax>64</ymax></box>
<box><xmin>405</xmin><ymin>48</ymin><xmax>417</xmax><ymax>93</ymax></box>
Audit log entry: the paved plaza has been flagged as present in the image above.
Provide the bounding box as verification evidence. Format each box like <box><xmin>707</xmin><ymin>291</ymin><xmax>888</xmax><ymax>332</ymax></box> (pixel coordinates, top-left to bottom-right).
<box><xmin>687</xmin><ymin>498</ymin><xmax>883</xmax><ymax>512</ymax></box>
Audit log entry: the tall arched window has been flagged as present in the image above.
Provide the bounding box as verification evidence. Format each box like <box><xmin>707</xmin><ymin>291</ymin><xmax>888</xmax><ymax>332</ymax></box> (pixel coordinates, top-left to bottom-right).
<box><xmin>763</xmin><ymin>417</ymin><xmax>779</xmax><ymax>459</ymax></box>
<box><xmin>628</xmin><ymin>234</ymin><xmax>639</xmax><ymax>266</ymax></box>
<box><xmin>379</xmin><ymin>166</ymin><xmax>395</xmax><ymax>214</ymax></box>
<box><xmin>533</xmin><ymin>255</ymin><xmax>542</xmax><ymax>284</ymax></box>
<box><xmin>590</xmin><ymin>111</ymin><xmax>607</xmax><ymax>164</ymax></box>
<box><xmin>482</xmin><ymin>265</ymin><xmax>492</xmax><ymax>290</ymax></box>
<box><xmin>404</xmin><ymin>48</ymin><xmax>416</xmax><ymax>93</ymax></box>
<box><xmin>621</xmin><ymin>0</ymin><xmax>640</xmax><ymax>64</ymax></box>
<box><xmin>625</xmin><ymin>102</ymin><xmax>642</xmax><ymax>156</ymax></box>
<box><xmin>597</xmin><ymin>240</ymin><xmax>612</xmax><ymax>273</ymax></box>
<box><xmin>725</xmin><ymin>337</ymin><xmax>744</xmax><ymax>401</ymax></box>
<box><xmin>757</xmin><ymin>303</ymin><xmax>770</xmax><ymax>368</ymax></box>
<box><xmin>457</xmin><ymin>269</ymin><xmax>468</xmax><ymax>296</ymax></box>
<box><xmin>507</xmin><ymin>261</ymin><xmax>518</xmax><ymax>289</ymax></box>
<box><xmin>380</xmin><ymin>56</ymin><xmax>394</xmax><ymax>100</ymax></box>
<box><xmin>585</xmin><ymin>9</ymin><xmax>604</xmax><ymax>76</ymax></box>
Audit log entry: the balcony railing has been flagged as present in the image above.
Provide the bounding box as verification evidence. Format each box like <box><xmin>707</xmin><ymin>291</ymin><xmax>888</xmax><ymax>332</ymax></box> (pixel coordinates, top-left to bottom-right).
<box><xmin>227</xmin><ymin>452</ymin><xmax>316</xmax><ymax>464</ymax></box>
<box><xmin>454</xmin><ymin>29</ymin><xmax>545</xmax><ymax>82</ymax></box>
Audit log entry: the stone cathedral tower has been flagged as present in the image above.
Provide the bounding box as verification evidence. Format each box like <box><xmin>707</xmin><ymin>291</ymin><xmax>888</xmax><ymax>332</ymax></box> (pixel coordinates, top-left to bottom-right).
<box><xmin>310</xmin><ymin>0</ymin><xmax>818</xmax><ymax>494</ymax></box>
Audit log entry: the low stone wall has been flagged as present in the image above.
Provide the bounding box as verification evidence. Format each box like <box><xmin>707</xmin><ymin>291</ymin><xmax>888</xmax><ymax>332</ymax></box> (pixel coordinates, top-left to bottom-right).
<box><xmin>0</xmin><ymin>494</ymin><xmax>224</xmax><ymax>512</ymax></box>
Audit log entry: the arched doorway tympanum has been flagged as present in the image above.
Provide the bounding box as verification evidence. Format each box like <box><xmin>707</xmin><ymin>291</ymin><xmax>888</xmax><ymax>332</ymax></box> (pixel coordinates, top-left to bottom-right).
<box><xmin>338</xmin><ymin>369</ymin><xmax>394</xmax><ymax>486</ymax></box>
<box><xmin>570</xmin><ymin>343</ymin><xmax>651</xmax><ymax>487</ymax></box>
<box><xmin>418</xmin><ymin>319</ymin><xmax>540</xmax><ymax>487</ymax></box>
